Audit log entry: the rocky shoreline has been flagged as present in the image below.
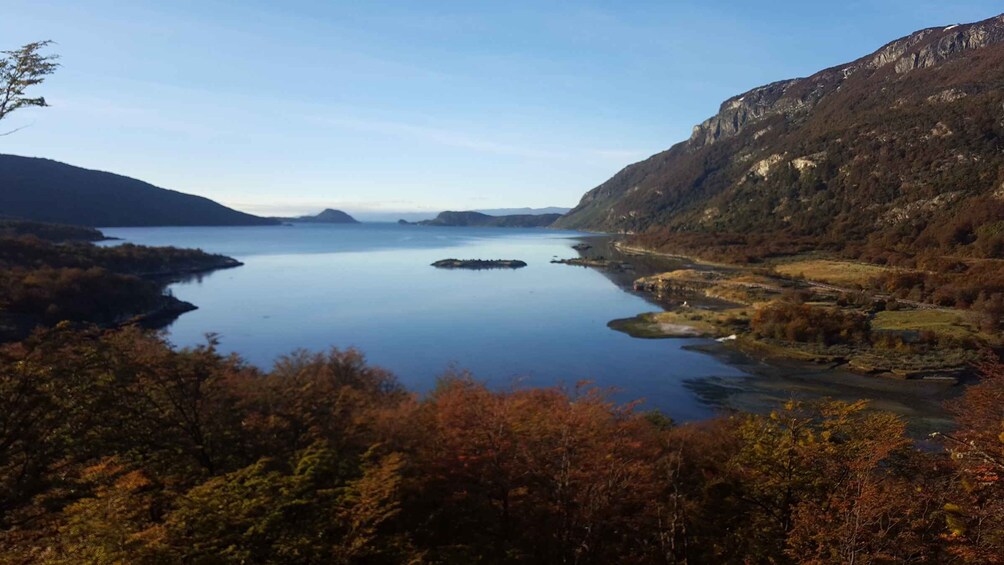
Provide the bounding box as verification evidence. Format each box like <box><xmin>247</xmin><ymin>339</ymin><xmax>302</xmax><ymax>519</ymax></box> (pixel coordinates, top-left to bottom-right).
<box><xmin>142</xmin><ymin>256</ymin><xmax>244</xmax><ymax>281</ymax></box>
<box><xmin>432</xmin><ymin>259</ymin><xmax>527</xmax><ymax>270</ymax></box>
<box><xmin>550</xmin><ymin>256</ymin><xmax>633</xmax><ymax>272</ymax></box>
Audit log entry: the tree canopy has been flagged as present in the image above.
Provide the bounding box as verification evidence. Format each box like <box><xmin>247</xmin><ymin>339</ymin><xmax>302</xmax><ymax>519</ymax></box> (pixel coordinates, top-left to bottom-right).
<box><xmin>0</xmin><ymin>41</ymin><xmax>59</xmax><ymax>131</ymax></box>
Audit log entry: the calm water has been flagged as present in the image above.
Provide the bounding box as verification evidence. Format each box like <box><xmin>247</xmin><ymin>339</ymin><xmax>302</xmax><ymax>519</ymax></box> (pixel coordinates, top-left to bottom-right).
<box><xmin>101</xmin><ymin>223</ymin><xmax>746</xmax><ymax>421</ymax></box>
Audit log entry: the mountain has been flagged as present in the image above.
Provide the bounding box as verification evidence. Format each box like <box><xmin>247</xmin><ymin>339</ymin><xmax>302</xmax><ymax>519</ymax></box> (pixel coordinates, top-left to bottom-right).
<box><xmin>0</xmin><ymin>155</ymin><xmax>278</xmax><ymax>227</ymax></box>
<box><xmin>555</xmin><ymin>14</ymin><xmax>1004</xmax><ymax>258</ymax></box>
<box><xmin>278</xmin><ymin>209</ymin><xmax>359</xmax><ymax>224</ymax></box>
<box><xmin>476</xmin><ymin>207</ymin><xmax>572</xmax><ymax>216</ymax></box>
<box><xmin>415</xmin><ymin>211</ymin><xmax>562</xmax><ymax>227</ymax></box>
<box><xmin>352</xmin><ymin>211</ymin><xmax>439</xmax><ymax>223</ymax></box>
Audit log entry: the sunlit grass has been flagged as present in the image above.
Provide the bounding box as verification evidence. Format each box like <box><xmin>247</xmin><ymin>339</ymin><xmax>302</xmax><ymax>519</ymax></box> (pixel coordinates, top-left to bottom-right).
<box><xmin>773</xmin><ymin>260</ymin><xmax>895</xmax><ymax>287</ymax></box>
<box><xmin>872</xmin><ymin>309</ymin><xmax>983</xmax><ymax>341</ymax></box>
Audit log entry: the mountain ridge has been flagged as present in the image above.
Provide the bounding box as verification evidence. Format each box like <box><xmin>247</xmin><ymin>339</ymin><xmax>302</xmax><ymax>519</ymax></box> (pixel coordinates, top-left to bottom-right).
<box><xmin>0</xmin><ymin>154</ymin><xmax>278</xmax><ymax>227</ymax></box>
<box><xmin>476</xmin><ymin>207</ymin><xmax>571</xmax><ymax>216</ymax></box>
<box><xmin>554</xmin><ymin>13</ymin><xmax>1004</xmax><ymax>261</ymax></box>
<box><xmin>414</xmin><ymin>211</ymin><xmax>562</xmax><ymax>228</ymax></box>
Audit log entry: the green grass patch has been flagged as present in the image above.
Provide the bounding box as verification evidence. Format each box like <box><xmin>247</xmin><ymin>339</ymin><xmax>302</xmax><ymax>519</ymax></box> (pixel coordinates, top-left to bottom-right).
<box><xmin>872</xmin><ymin>309</ymin><xmax>982</xmax><ymax>341</ymax></box>
<box><xmin>773</xmin><ymin>260</ymin><xmax>894</xmax><ymax>287</ymax></box>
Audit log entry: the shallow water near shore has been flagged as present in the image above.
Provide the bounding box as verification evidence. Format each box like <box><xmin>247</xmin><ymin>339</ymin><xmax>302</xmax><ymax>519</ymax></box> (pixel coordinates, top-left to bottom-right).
<box><xmin>101</xmin><ymin>223</ymin><xmax>959</xmax><ymax>428</ymax></box>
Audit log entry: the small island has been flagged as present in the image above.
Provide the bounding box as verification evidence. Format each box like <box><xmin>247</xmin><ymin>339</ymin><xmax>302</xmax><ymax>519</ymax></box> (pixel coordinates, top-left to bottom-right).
<box><xmin>431</xmin><ymin>258</ymin><xmax>527</xmax><ymax>270</ymax></box>
<box><xmin>273</xmin><ymin>208</ymin><xmax>360</xmax><ymax>224</ymax></box>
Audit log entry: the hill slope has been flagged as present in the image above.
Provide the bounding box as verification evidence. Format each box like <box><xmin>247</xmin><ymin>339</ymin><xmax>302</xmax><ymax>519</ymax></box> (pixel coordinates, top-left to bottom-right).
<box><xmin>555</xmin><ymin>14</ymin><xmax>1004</xmax><ymax>259</ymax></box>
<box><xmin>476</xmin><ymin>207</ymin><xmax>572</xmax><ymax>216</ymax></box>
<box><xmin>417</xmin><ymin>211</ymin><xmax>562</xmax><ymax>227</ymax></box>
<box><xmin>0</xmin><ymin>155</ymin><xmax>278</xmax><ymax>227</ymax></box>
<box><xmin>278</xmin><ymin>209</ymin><xmax>359</xmax><ymax>224</ymax></box>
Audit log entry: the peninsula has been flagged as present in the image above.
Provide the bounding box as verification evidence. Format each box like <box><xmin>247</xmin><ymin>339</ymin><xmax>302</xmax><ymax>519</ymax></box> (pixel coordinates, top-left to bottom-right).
<box><xmin>411</xmin><ymin>211</ymin><xmax>561</xmax><ymax>228</ymax></box>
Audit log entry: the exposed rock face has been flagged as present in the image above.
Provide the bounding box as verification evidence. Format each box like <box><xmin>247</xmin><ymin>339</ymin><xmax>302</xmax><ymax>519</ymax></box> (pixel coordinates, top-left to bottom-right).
<box><xmin>555</xmin><ymin>13</ymin><xmax>1004</xmax><ymax>245</ymax></box>
<box><xmin>684</xmin><ymin>16</ymin><xmax>1004</xmax><ymax>153</ymax></box>
<box><xmin>689</xmin><ymin>80</ymin><xmax>806</xmax><ymax>148</ymax></box>
<box><xmin>876</xmin><ymin>18</ymin><xmax>1004</xmax><ymax>73</ymax></box>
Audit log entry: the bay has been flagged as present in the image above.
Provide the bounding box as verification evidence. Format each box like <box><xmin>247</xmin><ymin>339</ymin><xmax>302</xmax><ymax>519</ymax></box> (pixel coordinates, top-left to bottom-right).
<box><xmin>101</xmin><ymin>222</ymin><xmax>958</xmax><ymax>431</ymax></box>
<box><xmin>101</xmin><ymin>223</ymin><xmax>744</xmax><ymax>421</ymax></box>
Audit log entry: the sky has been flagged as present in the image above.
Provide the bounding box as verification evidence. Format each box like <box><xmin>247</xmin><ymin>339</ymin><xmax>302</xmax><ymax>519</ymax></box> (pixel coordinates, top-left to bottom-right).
<box><xmin>2</xmin><ymin>1</ymin><xmax>1002</xmax><ymax>217</ymax></box>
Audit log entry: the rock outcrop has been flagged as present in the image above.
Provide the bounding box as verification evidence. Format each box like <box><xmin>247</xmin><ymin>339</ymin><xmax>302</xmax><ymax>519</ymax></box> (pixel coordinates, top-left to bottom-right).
<box><xmin>431</xmin><ymin>259</ymin><xmax>528</xmax><ymax>270</ymax></box>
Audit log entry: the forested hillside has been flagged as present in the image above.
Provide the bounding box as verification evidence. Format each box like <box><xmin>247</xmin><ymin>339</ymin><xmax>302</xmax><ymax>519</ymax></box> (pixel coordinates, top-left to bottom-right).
<box><xmin>418</xmin><ymin>211</ymin><xmax>561</xmax><ymax>227</ymax></box>
<box><xmin>0</xmin><ymin>155</ymin><xmax>278</xmax><ymax>227</ymax></box>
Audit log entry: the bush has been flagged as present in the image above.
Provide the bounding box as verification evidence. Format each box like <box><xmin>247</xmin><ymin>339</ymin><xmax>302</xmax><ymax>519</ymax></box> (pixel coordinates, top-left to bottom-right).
<box><xmin>751</xmin><ymin>301</ymin><xmax>870</xmax><ymax>345</ymax></box>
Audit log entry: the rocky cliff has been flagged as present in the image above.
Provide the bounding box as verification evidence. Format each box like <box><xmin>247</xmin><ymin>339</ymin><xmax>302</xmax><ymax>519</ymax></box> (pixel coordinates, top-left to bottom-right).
<box><xmin>554</xmin><ymin>13</ymin><xmax>1004</xmax><ymax>259</ymax></box>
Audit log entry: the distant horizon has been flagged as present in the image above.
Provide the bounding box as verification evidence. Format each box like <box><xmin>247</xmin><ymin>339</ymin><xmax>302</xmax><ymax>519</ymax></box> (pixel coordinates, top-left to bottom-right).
<box><xmin>256</xmin><ymin>204</ymin><xmax>573</xmax><ymax>221</ymax></box>
<box><xmin>1</xmin><ymin>151</ymin><xmax>574</xmax><ymax>218</ymax></box>
<box><xmin>225</xmin><ymin>194</ymin><xmax>578</xmax><ymax>219</ymax></box>
<box><xmin>3</xmin><ymin>1</ymin><xmax>1002</xmax><ymax>213</ymax></box>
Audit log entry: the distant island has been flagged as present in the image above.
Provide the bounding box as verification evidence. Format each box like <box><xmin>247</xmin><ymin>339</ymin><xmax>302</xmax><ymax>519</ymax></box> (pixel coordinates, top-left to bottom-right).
<box><xmin>431</xmin><ymin>258</ymin><xmax>527</xmax><ymax>270</ymax></box>
<box><xmin>407</xmin><ymin>211</ymin><xmax>562</xmax><ymax>228</ymax></box>
<box><xmin>475</xmin><ymin>206</ymin><xmax>571</xmax><ymax>216</ymax></box>
<box><xmin>274</xmin><ymin>208</ymin><xmax>360</xmax><ymax>224</ymax></box>
<box><xmin>0</xmin><ymin>154</ymin><xmax>278</xmax><ymax>227</ymax></box>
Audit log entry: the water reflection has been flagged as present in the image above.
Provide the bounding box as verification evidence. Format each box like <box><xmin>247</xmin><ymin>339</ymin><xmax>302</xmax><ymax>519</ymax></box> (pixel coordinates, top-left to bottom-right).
<box><xmin>101</xmin><ymin>223</ymin><xmax>960</xmax><ymax>430</ymax></box>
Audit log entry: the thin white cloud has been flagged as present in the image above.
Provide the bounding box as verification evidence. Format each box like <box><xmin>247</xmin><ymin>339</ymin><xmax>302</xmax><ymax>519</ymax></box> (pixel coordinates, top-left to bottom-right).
<box><xmin>317</xmin><ymin>115</ymin><xmax>562</xmax><ymax>159</ymax></box>
<box><xmin>316</xmin><ymin>114</ymin><xmax>647</xmax><ymax>165</ymax></box>
<box><xmin>55</xmin><ymin>97</ymin><xmax>222</xmax><ymax>137</ymax></box>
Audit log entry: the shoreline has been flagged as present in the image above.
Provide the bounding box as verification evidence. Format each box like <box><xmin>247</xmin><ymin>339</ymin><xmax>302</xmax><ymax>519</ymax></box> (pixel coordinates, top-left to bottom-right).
<box><xmin>681</xmin><ymin>340</ymin><xmax>959</xmax><ymax>438</ymax></box>
<box><xmin>143</xmin><ymin>257</ymin><xmax>245</xmax><ymax>281</ymax></box>
<box><xmin>580</xmin><ymin>237</ymin><xmax>989</xmax><ymax>383</ymax></box>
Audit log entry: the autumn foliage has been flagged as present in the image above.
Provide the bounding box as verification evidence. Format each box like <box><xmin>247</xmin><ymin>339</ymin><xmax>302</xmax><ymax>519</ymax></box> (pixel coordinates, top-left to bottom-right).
<box><xmin>0</xmin><ymin>326</ymin><xmax>1001</xmax><ymax>563</ymax></box>
<box><xmin>751</xmin><ymin>301</ymin><xmax>871</xmax><ymax>345</ymax></box>
<box><xmin>0</xmin><ymin>229</ymin><xmax>239</xmax><ymax>341</ymax></box>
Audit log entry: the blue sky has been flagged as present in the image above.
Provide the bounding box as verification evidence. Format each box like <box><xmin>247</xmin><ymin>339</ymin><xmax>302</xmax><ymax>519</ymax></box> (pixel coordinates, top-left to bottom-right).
<box><xmin>2</xmin><ymin>1</ymin><xmax>1001</xmax><ymax>216</ymax></box>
